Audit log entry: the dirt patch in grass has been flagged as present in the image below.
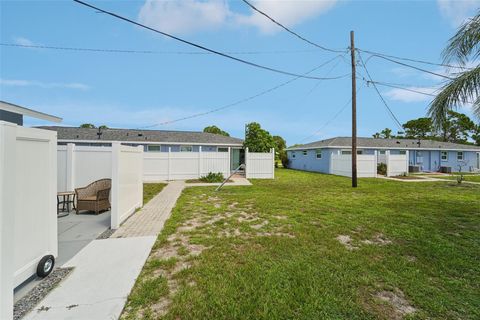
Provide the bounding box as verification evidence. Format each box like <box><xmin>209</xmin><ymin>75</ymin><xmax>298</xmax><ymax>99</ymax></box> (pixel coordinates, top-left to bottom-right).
<box><xmin>375</xmin><ymin>290</ymin><xmax>417</xmax><ymax>319</ymax></box>
<box><xmin>391</xmin><ymin>175</ymin><xmax>426</xmax><ymax>180</ymax></box>
<box><xmin>362</xmin><ymin>233</ymin><xmax>392</xmax><ymax>246</ymax></box>
<box><xmin>336</xmin><ymin>235</ymin><xmax>358</xmax><ymax>250</ymax></box>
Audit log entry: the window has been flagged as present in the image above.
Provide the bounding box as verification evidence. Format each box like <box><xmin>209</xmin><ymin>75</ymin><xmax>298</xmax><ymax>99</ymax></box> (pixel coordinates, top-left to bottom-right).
<box><xmin>399</xmin><ymin>150</ymin><xmax>406</xmax><ymax>155</ymax></box>
<box><xmin>457</xmin><ymin>152</ymin><xmax>464</xmax><ymax>160</ymax></box>
<box><xmin>316</xmin><ymin>149</ymin><xmax>322</xmax><ymax>159</ymax></box>
<box><xmin>379</xmin><ymin>150</ymin><xmax>386</xmax><ymax>155</ymax></box>
<box><xmin>341</xmin><ymin>150</ymin><xmax>352</xmax><ymax>155</ymax></box>
<box><xmin>147</xmin><ymin>145</ymin><xmax>161</xmax><ymax>152</ymax></box>
<box><xmin>441</xmin><ymin>151</ymin><xmax>448</xmax><ymax>161</ymax></box>
<box><xmin>357</xmin><ymin>150</ymin><xmax>363</xmax><ymax>155</ymax></box>
<box><xmin>218</xmin><ymin>147</ymin><xmax>228</xmax><ymax>152</ymax></box>
<box><xmin>180</xmin><ymin>145</ymin><xmax>193</xmax><ymax>152</ymax></box>
<box><xmin>292</xmin><ymin>152</ymin><xmax>296</xmax><ymax>158</ymax></box>
<box><xmin>302</xmin><ymin>150</ymin><xmax>308</xmax><ymax>156</ymax></box>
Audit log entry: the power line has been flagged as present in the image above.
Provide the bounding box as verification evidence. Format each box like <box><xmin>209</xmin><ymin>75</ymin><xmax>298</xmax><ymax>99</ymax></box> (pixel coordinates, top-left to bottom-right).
<box><xmin>73</xmin><ymin>0</ymin><xmax>346</xmax><ymax>81</ymax></box>
<box><xmin>241</xmin><ymin>0</ymin><xmax>346</xmax><ymax>54</ymax></box>
<box><xmin>296</xmin><ymin>84</ymin><xmax>363</xmax><ymax>144</ymax></box>
<box><xmin>357</xmin><ymin>48</ymin><xmax>470</xmax><ymax>70</ymax></box>
<box><xmin>358</xmin><ymin>52</ymin><xmax>404</xmax><ymax>130</ymax></box>
<box><xmin>362</xmin><ymin>52</ymin><xmax>455</xmax><ymax>80</ymax></box>
<box><xmin>363</xmin><ymin>80</ymin><xmax>438</xmax><ymax>97</ymax></box>
<box><xmin>0</xmin><ymin>42</ymin><xmax>318</xmax><ymax>55</ymax></box>
<box><xmin>140</xmin><ymin>55</ymin><xmax>347</xmax><ymax>128</ymax></box>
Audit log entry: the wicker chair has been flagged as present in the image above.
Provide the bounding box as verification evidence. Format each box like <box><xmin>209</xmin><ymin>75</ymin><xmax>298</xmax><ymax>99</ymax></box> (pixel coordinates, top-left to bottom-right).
<box><xmin>75</xmin><ymin>179</ymin><xmax>111</xmax><ymax>214</ymax></box>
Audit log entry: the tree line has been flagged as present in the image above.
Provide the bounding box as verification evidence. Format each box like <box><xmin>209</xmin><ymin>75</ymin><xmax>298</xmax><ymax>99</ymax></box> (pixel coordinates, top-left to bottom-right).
<box><xmin>373</xmin><ymin>110</ymin><xmax>480</xmax><ymax>146</ymax></box>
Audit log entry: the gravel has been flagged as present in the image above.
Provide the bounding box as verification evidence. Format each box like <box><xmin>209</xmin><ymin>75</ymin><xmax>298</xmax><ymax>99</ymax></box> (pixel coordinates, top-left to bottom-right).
<box><xmin>14</xmin><ymin>267</ymin><xmax>73</xmax><ymax>320</ymax></box>
<box><xmin>96</xmin><ymin>228</ymin><xmax>116</xmax><ymax>239</ymax></box>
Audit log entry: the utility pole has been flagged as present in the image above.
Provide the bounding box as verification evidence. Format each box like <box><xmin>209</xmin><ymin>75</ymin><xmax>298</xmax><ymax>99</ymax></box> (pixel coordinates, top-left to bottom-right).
<box><xmin>350</xmin><ymin>31</ymin><xmax>358</xmax><ymax>188</ymax></box>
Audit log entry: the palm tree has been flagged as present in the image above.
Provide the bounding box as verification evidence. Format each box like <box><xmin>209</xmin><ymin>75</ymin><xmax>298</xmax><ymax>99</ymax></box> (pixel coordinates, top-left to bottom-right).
<box><xmin>428</xmin><ymin>12</ymin><xmax>480</xmax><ymax>135</ymax></box>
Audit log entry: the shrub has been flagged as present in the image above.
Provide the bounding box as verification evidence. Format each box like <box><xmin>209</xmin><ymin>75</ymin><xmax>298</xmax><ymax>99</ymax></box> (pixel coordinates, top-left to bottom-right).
<box><xmin>377</xmin><ymin>163</ymin><xmax>387</xmax><ymax>176</ymax></box>
<box><xmin>199</xmin><ymin>172</ymin><xmax>225</xmax><ymax>183</ymax></box>
<box><xmin>280</xmin><ymin>151</ymin><xmax>290</xmax><ymax>168</ymax></box>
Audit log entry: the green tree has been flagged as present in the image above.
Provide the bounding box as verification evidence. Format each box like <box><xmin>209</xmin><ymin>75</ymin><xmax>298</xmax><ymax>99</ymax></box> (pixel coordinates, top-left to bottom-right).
<box><xmin>373</xmin><ymin>128</ymin><xmax>394</xmax><ymax>139</ymax></box>
<box><xmin>98</xmin><ymin>125</ymin><xmax>109</xmax><ymax>129</ymax></box>
<box><xmin>244</xmin><ymin>122</ymin><xmax>275</xmax><ymax>153</ymax></box>
<box><xmin>80</xmin><ymin>123</ymin><xmax>96</xmax><ymax>128</ymax></box>
<box><xmin>272</xmin><ymin>135</ymin><xmax>287</xmax><ymax>168</ymax></box>
<box><xmin>428</xmin><ymin>13</ymin><xmax>480</xmax><ymax>130</ymax></box>
<box><xmin>203</xmin><ymin>125</ymin><xmax>230</xmax><ymax>136</ymax></box>
<box><xmin>472</xmin><ymin>124</ymin><xmax>480</xmax><ymax>145</ymax></box>
<box><xmin>402</xmin><ymin>117</ymin><xmax>434</xmax><ymax>138</ymax></box>
<box><xmin>442</xmin><ymin>110</ymin><xmax>476</xmax><ymax>143</ymax></box>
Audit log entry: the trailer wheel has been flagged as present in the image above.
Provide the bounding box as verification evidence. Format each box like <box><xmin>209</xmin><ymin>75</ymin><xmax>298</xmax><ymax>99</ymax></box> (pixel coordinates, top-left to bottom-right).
<box><xmin>36</xmin><ymin>255</ymin><xmax>55</xmax><ymax>277</ymax></box>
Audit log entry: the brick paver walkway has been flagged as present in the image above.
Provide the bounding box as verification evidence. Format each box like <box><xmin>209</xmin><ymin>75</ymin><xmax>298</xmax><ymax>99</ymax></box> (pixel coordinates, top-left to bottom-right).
<box><xmin>112</xmin><ymin>181</ymin><xmax>185</xmax><ymax>238</ymax></box>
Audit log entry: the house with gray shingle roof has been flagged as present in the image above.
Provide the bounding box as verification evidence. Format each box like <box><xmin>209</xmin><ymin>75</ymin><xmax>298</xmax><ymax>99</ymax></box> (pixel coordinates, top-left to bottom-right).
<box><xmin>286</xmin><ymin>137</ymin><xmax>480</xmax><ymax>174</ymax></box>
<box><xmin>38</xmin><ymin>126</ymin><xmax>246</xmax><ymax>171</ymax></box>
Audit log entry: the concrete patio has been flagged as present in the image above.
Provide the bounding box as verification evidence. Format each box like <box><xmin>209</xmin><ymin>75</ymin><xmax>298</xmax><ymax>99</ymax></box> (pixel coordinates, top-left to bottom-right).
<box><xmin>14</xmin><ymin>211</ymin><xmax>110</xmax><ymax>303</ymax></box>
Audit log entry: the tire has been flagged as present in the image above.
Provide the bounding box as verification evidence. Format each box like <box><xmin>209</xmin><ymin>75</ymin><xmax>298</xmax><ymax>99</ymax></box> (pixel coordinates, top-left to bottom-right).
<box><xmin>36</xmin><ymin>255</ymin><xmax>55</xmax><ymax>277</ymax></box>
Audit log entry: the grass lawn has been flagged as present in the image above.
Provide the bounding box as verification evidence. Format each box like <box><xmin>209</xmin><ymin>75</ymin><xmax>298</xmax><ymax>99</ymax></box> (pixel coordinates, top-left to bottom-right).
<box><xmin>123</xmin><ymin>170</ymin><xmax>480</xmax><ymax>319</ymax></box>
<box><xmin>425</xmin><ymin>175</ymin><xmax>480</xmax><ymax>183</ymax></box>
<box><xmin>143</xmin><ymin>183</ymin><xmax>167</xmax><ymax>205</ymax></box>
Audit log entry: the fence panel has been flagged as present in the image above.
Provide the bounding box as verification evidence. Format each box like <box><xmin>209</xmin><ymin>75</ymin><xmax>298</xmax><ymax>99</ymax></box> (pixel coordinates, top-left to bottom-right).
<box><xmin>1</xmin><ymin>122</ymin><xmax>57</xmax><ymax>320</ymax></box>
<box><xmin>331</xmin><ymin>153</ymin><xmax>377</xmax><ymax>178</ymax></box>
<box><xmin>201</xmin><ymin>151</ymin><xmax>230</xmax><ymax>177</ymax></box>
<box><xmin>387</xmin><ymin>152</ymin><xmax>408</xmax><ymax>177</ymax></box>
<box><xmin>246</xmin><ymin>148</ymin><xmax>275</xmax><ymax>179</ymax></box>
<box><xmin>111</xmin><ymin>143</ymin><xmax>143</xmax><ymax>229</ymax></box>
<box><xmin>143</xmin><ymin>153</ymin><xmax>169</xmax><ymax>182</ymax></box>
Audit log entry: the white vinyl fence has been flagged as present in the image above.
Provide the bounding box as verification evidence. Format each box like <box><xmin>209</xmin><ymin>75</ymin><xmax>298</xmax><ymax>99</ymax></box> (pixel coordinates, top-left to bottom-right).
<box><xmin>144</xmin><ymin>147</ymin><xmax>275</xmax><ymax>181</ymax></box>
<box><xmin>331</xmin><ymin>153</ymin><xmax>377</xmax><ymax>178</ymax></box>
<box><xmin>143</xmin><ymin>147</ymin><xmax>230</xmax><ymax>181</ymax></box>
<box><xmin>111</xmin><ymin>143</ymin><xmax>143</xmax><ymax>229</ymax></box>
<box><xmin>245</xmin><ymin>148</ymin><xmax>275</xmax><ymax>179</ymax></box>
<box><xmin>1</xmin><ymin>122</ymin><xmax>57</xmax><ymax>320</ymax></box>
<box><xmin>57</xmin><ymin>143</ymin><xmax>143</xmax><ymax>229</ymax></box>
<box><xmin>386</xmin><ymin>151</ymin><xmax>409</xmax><ymax>177</ymax></box>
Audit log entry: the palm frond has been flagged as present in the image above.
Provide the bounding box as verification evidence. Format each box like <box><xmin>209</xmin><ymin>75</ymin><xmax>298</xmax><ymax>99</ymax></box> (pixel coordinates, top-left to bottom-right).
<box><xmin>428</xmin><ymin>65</ymin><xmax>480</xmax><ymax>128</ymax></box>
<box><xmin>443</xmin><ymin>12</ymin><xmax>480</xmax><ymax>64</ymax></box>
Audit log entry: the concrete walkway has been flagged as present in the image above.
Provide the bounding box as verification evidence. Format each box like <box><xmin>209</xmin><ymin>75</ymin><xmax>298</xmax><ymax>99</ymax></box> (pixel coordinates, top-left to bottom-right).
<box><xmin>112</xmin><ymin>181</ymin><xmax>185</xmax><ymax>238</ymax></box>
<box><xmin>22</xmin><ymin>181</ymin><xmax>186</xmax><ymax>320</ymax></box>
<box><xmin>23</xmin><ymin>237</ymin><xmax>155</xmax><ymax>320</ymax></box>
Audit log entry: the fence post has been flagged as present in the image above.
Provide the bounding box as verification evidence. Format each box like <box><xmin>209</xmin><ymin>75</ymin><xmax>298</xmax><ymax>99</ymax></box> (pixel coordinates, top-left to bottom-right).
<box><xmin>0</xmin><ymin>122</ymin><xmax>16</xmax><ymax>320</ymax></box>
<box><xmin>373</xmin><ymin>150</ymin><xmax>378</xmax><ymax>178</ymax></box>
<box><xmin>405</xmin><ymin>150</ymin><xmax>409</xmax><ymax>175</ymax></box>
<box><xmin>198</xmin><ymin>146</ymin><xmax>202</xmax><ymax>178</ymax></box>
<box><xmin>228</xmin><ymin>147</ymin><xmax>231</xmax><ymax>177</ymax></box>
<box><xmin>245</xmin><ymin>147</ymin><xmax>249</xmax><ymax>179</ymax></box>
<box><xmin>386</xmin><ymin>150</ymin><xmax>391</xmax><ymax>177</ymax></box>
<box><xmin>138</xmin><ymin>145</ymin><xmax>144</xmax><ymax>208</ymax></box>
<box><xmin>66</xmin><ymin>143</ymin><xmax>75</xmax><ymax>191</ymax></box>
<box><xmin>168</xmin><ymin>146</ymin><xmax>171</xmax><ymax>181</ymax></box>
<box><xmin>271</xmin><ymin>148</ymin><xmax>275</xmax><ymax>179</ymax></box>
<box><xmin>110</xmin><ymin>142</ymin><xmax>120</xmax><ymax>229</ymax></box>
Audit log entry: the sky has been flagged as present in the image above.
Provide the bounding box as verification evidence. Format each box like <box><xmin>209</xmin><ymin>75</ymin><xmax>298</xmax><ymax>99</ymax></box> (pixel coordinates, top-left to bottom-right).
<box><xmin>1</xmin><ymin>0</ymin><xmax>479</xmax><ymax>146</ymax></box>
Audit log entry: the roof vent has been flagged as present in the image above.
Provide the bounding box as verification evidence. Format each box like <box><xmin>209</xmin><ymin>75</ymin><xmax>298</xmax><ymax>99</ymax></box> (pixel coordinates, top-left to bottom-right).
<box><xmin>138</xmin><ymin>133</ymin><xmax>143</xmax><ymax>137</ymax></box>
<box><xmin>396</xmin><ymin>141</ymin><xmax>400</xmax><ymax>144</ymax></box>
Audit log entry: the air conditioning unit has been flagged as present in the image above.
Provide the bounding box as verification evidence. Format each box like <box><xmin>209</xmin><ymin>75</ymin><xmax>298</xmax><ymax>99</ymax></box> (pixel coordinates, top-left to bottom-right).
<box><xmin>440</xmin><ymin>166</ymin><xmax>452</xmax><ymax>173</ymax></box>
<box><xmin>409</xmin><ymin>165</ymin><xmax>420</xmax><ymax>173</ymax></box>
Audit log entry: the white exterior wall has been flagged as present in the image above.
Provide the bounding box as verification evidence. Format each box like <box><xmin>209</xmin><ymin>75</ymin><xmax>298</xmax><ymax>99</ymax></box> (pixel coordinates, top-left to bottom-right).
<box><xmin>331</xmin><ymin>152</ymin><xmax>377</xmax><ymax>178</ymax></box>
<box><xmin>111</xmin><ymin>143</ymin><xmax>143</xmax><ymax>229</ymax></box>
<box><xmin>386</xmin><ymin>151</ymin><xmax>409</xmax><ymax>177</ymax></box>
<box><xmin>0</xmin><ymin>122</ymin><xmax>57</xmax><ymax>320</ymax></box>
<box><xmin>245</xmin><ymin>148</ymin><xmax>275</xmax><ymax>179</ymax></box>
<box><xmin>143</xmin><ymin>148</ymin><xmax>230</xmax><ymax>181</ymax></box>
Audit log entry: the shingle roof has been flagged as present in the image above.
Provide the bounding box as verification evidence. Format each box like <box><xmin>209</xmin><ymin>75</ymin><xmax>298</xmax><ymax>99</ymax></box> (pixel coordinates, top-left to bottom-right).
<box><xmin>287</xmin><ymin>137</ymin><xmax>480</xmax><ymax>151</ymax></box>
<box><xmin>38</xmin><ymin>126</ymin><xmax>243</xmax><ymax>145</ymax></box>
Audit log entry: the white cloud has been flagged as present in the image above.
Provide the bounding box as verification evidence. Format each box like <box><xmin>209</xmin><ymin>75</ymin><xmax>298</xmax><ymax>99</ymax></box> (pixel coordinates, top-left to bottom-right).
<box><xmin>138</xmin><ymin>0</ymin><xmax>230</xmax><ymax>35</ymax></box>
<box><xmin>384</xmin><ymin>86</ymin><xmax>439</xmax><ymax>103</ymax></box>
<box><xmin>138</xmin><ymin>0</ymin><xmax>337</xmax><ymax>35</ymax></box>
<box><xmin>437</xmin><ymin>0</ymin><xmax>480</xmax><ymax>27</ymax></box>
<box><xmin>0</xmin><ymin>79</ymin><xmax>90</xmax><ymax>90</ymax></box>
<box><xmin>236</xmin><ymin>0</ymin><xmax>337</xmax><ymax>34</ymax></box>
<box><xmin>13</xmin><ymin>36</ymin><xmax>36</xmax><ymax>46</ymax></box>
